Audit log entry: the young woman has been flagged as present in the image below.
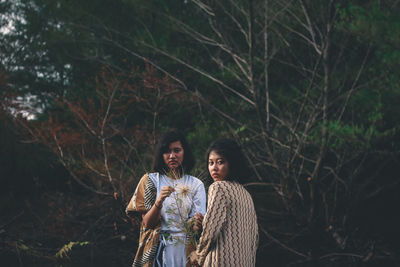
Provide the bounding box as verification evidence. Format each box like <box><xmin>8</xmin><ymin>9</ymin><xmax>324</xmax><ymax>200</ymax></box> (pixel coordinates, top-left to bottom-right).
<box><xmin>190</xmin><ymin>138</ymin><xmax>258</xmax><ymax>267</ymax></box>
<box><xmin>126</xmin><ymin>130</ymin><xmax>206</xmax><ymax>267</ymax></box>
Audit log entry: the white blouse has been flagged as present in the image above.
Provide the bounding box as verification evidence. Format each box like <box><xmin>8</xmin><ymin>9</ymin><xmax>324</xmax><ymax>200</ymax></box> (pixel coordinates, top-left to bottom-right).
<box><xmin>148</xmin><ymin>173</ymin><xmax>207</xmax><ymax>234</ymax></box>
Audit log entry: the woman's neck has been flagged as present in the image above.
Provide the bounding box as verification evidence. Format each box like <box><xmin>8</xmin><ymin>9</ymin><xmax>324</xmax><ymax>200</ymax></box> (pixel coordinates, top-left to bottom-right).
<box><xmin>167</xmin><ymin>168</ymin><xmax>183</xmax><ymax>179</ymax></box>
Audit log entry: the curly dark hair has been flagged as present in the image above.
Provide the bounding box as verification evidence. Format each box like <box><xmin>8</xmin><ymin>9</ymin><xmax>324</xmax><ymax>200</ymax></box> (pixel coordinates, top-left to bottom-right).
<box><xmin>205</xmin><ymin>138</ymin><xmax>251</xmax><ymax>184</ymax></box>
<box><xmin>152</xmin><ymin>130</ymin><xmax>195</xmax><ymax>175</ymax></box>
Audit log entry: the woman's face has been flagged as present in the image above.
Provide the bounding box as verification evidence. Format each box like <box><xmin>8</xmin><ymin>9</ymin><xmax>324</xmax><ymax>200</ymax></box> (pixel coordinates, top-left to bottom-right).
<box><xmin>163</xmin><ymin>141</ymin><xmax>184</xmax><ymax>171</ymax></box>
<box><xmin>208</xmin><ymin>151</ymin><xmax>229</xmax><ymax>182</ymax></box>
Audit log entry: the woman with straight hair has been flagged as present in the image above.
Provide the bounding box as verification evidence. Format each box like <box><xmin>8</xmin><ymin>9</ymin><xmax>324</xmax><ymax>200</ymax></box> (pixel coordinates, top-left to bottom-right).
<box><xmin>190</xmin><ymin>138</ymin><xmax>258</xmax><ymax>267</ymax></box>
<box><xmin>126</xmin><ymin>130</ymin><xmax>206</xmax><ymax>267</ymax></box>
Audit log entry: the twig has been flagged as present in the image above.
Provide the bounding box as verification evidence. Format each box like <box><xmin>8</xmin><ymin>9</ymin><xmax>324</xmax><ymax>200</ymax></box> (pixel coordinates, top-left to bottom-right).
<box><xmin>318</xmin><ymin>252</ymin><xmax>364</xmax><ymax>260</ymax></box>
<box><xmin>0</xmin><ymin>210</ymin><xmax>24</xmax><ymax>229</ymax></box>
<box><xmin>259</xmin><ymin>226</ymin><xmax>309</xmax><ymax>259</ymax></box>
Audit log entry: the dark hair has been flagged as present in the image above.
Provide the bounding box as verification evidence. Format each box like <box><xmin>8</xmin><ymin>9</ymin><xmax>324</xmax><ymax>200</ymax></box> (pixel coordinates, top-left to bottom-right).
<box><xmin>152</xmin><ymin>130</ymin><xmax>195</xmax><ymax>174</ymax></box>
<box><xmin>205</xmin><ymin>138</ymin><xmax>251</xmax><ymax>184</ymax></box>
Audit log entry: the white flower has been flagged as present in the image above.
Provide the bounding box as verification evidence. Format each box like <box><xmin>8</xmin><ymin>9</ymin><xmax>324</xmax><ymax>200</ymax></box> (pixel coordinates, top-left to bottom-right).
<box><xmin>175</xmin><ymin>184</ymin><xmax>191</xmax><ymax>198</ymax></box>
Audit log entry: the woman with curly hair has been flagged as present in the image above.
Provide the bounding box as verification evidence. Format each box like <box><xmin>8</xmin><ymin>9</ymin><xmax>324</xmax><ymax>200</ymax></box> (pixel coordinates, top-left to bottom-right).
<box><xmin>127</xmin><ymin>130</ymin><xmax>206</xmax><ymax>267</ymax></box>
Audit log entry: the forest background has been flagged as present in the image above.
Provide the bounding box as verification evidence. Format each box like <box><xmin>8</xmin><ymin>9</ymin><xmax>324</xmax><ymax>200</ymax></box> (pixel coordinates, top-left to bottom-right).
<box><xmin>0</xmin><ymin>0</ymin><xmax>399</xmax><ymax>266</ymax></box>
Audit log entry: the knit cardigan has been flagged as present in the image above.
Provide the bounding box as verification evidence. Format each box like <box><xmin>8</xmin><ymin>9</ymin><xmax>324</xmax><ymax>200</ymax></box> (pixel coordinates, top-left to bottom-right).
<box><xmin>196</xmin><ymin>181</ymin><xmax>258</xmax><ymax>267</ymax></box>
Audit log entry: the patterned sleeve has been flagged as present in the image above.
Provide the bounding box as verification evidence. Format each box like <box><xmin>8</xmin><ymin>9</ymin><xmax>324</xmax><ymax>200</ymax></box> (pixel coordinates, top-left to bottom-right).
<box><xmin>196</xmin><ymin>182</ymin><xmax>227</xmax><ymax>266</ymax></box>
<box><xmin>189</xmin><ymin>180</ymin><xmax>207</xmax><ymax>218</ymax></box>
<box><xmin>126</xmin><ymin>173</ymin><xmax>156</xmax><ymax>216</ymax></box>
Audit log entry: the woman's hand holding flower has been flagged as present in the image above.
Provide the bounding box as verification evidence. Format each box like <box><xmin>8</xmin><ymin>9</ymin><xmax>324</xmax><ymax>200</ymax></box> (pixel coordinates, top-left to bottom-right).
<box><xmin>155</xmin><ymin>186</ymin><xmax>175</xmax><ymax>208</ymax></box>
<box><xmin>189</xmin><ymin>251</ymin><xmax>200</xmax><ymax>266</ymax></box>
<box><xmin>192</xmin><ymin>212</ymin><xmax>203</xmax><ymax>232</ymax></box>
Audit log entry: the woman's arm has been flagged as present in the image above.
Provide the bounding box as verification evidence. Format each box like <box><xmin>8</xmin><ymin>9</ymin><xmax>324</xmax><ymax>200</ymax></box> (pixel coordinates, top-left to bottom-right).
<box><xmin>142</xmin><ymin>185</ymin><xmax>174</xmax><ymax>229</ymax></box>
<box><xmin>126</xmin><ymin>174</ymin><xmax>174</xmax><ymax>228</ymax></box>
<box><xmin>195</xmin><ymin>182</ymin><xmax>227</xmax><ymax>266</ymax></box>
